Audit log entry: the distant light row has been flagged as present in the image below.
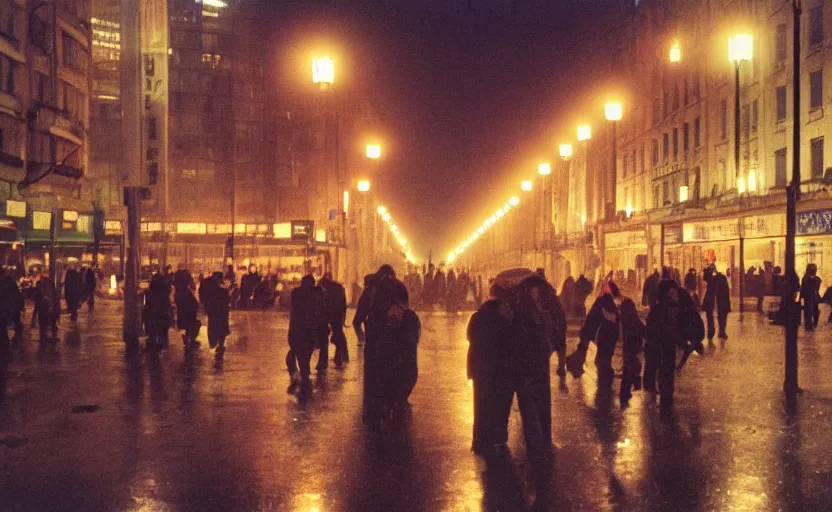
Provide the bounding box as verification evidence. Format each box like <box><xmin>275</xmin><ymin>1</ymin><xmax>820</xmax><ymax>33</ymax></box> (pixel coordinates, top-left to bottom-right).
<box><xmin>447</xmin><ymin>196</ymin><xmax>521</xmax><ymax>264</ymax></box>
<box><xmin>377</xmin><ymin>206</ymin><xmax>416</xmax><ymax>264</ymax></box>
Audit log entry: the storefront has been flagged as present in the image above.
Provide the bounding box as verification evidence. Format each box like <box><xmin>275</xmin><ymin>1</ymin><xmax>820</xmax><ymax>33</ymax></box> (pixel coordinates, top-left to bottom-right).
<box><xmin>797</xmin><ymin>207</ymin><xmax>832</xmax><ymax>284</ymax></box>
<box><xmin>604</xmin><ymin>227</ymin><xmax>649</xmax><ymax>292</ymax></box>
<box><xmin>0</xmin><ymin>200</ymin><xmax>26</xmax><ymax>273</ymax></box>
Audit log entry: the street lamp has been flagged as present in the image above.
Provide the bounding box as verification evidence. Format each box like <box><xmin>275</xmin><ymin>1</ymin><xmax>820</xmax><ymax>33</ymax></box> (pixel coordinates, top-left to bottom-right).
<box><xmin>521</xmin><ymin>180</ymin><xmax>533</xmax><ymax>191</ymax></box>
<box><xmin>312</xmin><ymin>56</ymin><xmax>334</xmax><ymax>90</ymax></box>
<box><xmin>509</xmin><ymin>196</ymin><xmax>520</xmax><ymax>206</ymax></box>
<box><xmin>605</xmin><ymin>102</ymin><xmax>623</xmax><ymax>122</ymax></box>
<box><xmin>559</xmin><ymin>144</ymin><xmax>573</xmax><ymax>160</ymax></box>
<box><xmin>538</xmin><ymin>162</ymin><xmax>551</xmax><ymax>175</ymax></box>
<box><xmin>669</xmin><ymin>40</ymin><xmax>682</xmax><ymax>63</ymax></box>
<box><xmin>729</xmin><ymin>33</ymin><xmax>752</xmax><ymax>314</ymax></box>
<box><xmin>366</xmin><ymin>144</ymin><xmax>381</xmax><ymax>159</ymax></box>
<box><xmin>577</xmin><ymin>125</ymin><xmax>592</xmax><ymax>141</ymax></box>
<box><xmin>357</xmin><ymin>179</ymin><xmax>370</xmax><ymax>192</ymax></box>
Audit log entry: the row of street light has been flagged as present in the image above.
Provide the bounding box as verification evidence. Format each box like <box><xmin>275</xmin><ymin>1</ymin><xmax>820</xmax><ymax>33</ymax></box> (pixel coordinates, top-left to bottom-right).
<box><xmin>376</xmin><ymin>205</ymin><xmax>416</xmax><ymax>263</ymax></box>
<box><xmin>448</xmin><ymin>196</ymin><xmax>521</xmax><ymax>264</ymax></box>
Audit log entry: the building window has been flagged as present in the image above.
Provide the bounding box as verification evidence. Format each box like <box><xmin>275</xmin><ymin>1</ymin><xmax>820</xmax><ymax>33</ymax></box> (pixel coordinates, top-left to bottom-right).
<box><xmin>671</xmin><ymin>177</ymin><xmax>677</xmax><ymax>202</ymax></box>
<box><xmin>694</xmin><ymin>117</ymin><xmax>701</xmax><ymax>148</ymax></box>
<box><xmin>720</xmin><ymin>100</ymin><xmax>728</xmax><ymax>140</ymax></box>
<box><xmin>28</xmin><ymin>131</ymin><xmax>54</xmax><ymax>164</ymax></box>
<box><xmin>751</xmin><ymin>99</ymin><xmax>758</xmax><ymax>134</ymax></box>
<box><xmin>776</xmin><ymin>23</ymin><xmax>788</xmax><ymax>62</ymax></box>
<box><xmin>672</xmin><ymin>84</ymin><xmax>680</xmax><ymax>111</ymax></box>
<box><xmin>632</xmin><ymin>149</ymin><xmax>637</xmax><ymax>175</ymax></box>
<box><xmin>0</xmin><ymin>1</ymin><xmax>19</xmax><ymax>44</ymax></box>
<box><xmin>683</xmin><ymin>123</ymin><xmax>690</xmax><ymax>154</ymax></box>
<box><xmin>683</xmin><ymin>79</ymin><xmax>689</xmax><ymax>106</ymax></box>
<box><xmin>663</xmin><ymin>88</ymin><xmax>669</xmax><ymax>118</ymax></box>
<box><xmin>62</xmin><ymin>33</ymin><xmax>89</xmax><ymax>74</ymax></box>
<box><xmin>810</xmin><ymin>5</ymin><xmax>824</xmax><ymax>47</ymax></box>
<box><xmin>652</xmin><ymin>98</ymin><xmax>660</xmax><ymax>125</ymax></box>
<box><xmin>32</xmin><ymin>72</ymin><xmax>51</xmax><ymax>104</ymax></box>
<box><xmin>810</xmin><ymin>70</ymin><xmax>823</xmax><ymax>110</ymax></box>
<box><xmin>662</xmin><ymin>181</ymin><xmax>670</xmax><ymax>205</ymax></box>
<box><xmin>640</xmin><ymin>143</ymin><xmax>645</xmax><ymax>172</ymax></box>
<box><xmin>742</xmin><ymin>105</ymin><xmax>750</xmax><ymax>139</ymax></box>
<box><xmin>692</xmin><ymin>75</ymin><xmax>701</xmax><ymax>102</ymax></box>
<box><xmin>0</xmin><ymin>55</ymin><xmax>15</xmax><ymax>95</ymax></box>
<box><xmin>672</xmin><ymin>128</ymin><xmax>679</xmax><ymax>161</ymax></box>
<box><xmin>662</xmin><ymin>133</ymin><xmax>669</xmax><ymax>163</ymax></box>
<box><xmin>62</xmin><ymin>81</ymin><xmax>86</xmax><ymax>122</ymax></box>
<box><xmin>622</xmin><ymin>154</ymin><xmax>628</xmax><ymax>179</ymax></box>
<box><xmin>775</xmin><ymin>148</ymin><xmax>788</xmax><ymax>187</ymax></box>
<box><xmin>811</xmin><ymin>136</ymin><xmax>824</xmax><ymax>178</ymax></box>
<box><xmin>776</xmin><ymin>86</ymin><xmax>787</xmax><ymax>121</ymax></box>
<box><xmin>651</xmin><ymin>138</ymin><xmax>659</xmax><ymax>165</ymax></box>
<box><xmin>654</xmin><ymin>185</ymin><xmax>660</xmax><ymax>209</ymax></box>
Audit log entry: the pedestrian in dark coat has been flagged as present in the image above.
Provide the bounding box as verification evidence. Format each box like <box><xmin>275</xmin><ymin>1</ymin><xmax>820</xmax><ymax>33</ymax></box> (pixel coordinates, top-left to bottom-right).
<box><xmin>286</xmin><ymin>275</ymin><xmax>327</xmax><ymax>395</ymax></box>
<box><xmin>574</xmin><ymin>274</ymin><xmax>593</xmax><ymax>318</ymax></box>
<box><xmin>467</xmin><ymin>285</ymin><xmax>518</xmax><ymax>457</ymax></box>
<box><xmin>643</xmin><ymin>280</ymin><xmax>704</xmax><ymax>411</ymax></box>
<box><xmin>0</xmin><ymin>269</ymin><xmax>24</xmax><ymax>343</ymax></box>
<box><xmin>561</xmin><ymin>276</ymin><xmax>576</xmax><ymax>319</ymax></box>
<box><xmin>238</xmin><ymin>265</ymin><xmax>260</xmax><ymax>309</ymax></box>
<box><xmin>642</xmin><ymin>269</ymin><xmax>660</xmax><ymax>308</ymax></box>
<box><xmin>801</xmin><ymin>264</ymin><xmax>822</xmax><ymax>330</ymax></box>
<box><xmin>177</xmin><ymin>286</ymin><xmax>201</xmax><ymax>349</ymax></box>
<box><xmin>143</xmin><ymin>274</ymin><xmax>172</xmax><ymax>351</ymax></box>
<box><xmin>684</xmin><ymin>268</ymin><xmax>698</xmax><ymax>295</ymax></box>
<box><xmin>619</xmin><ymin>297</ymin><xmax>645</xmax><ymax>404</ymax></box>
<box><xmin>319</xmin><ymin>272</ymin><xmax>348</xmax><ymax>367</ymax></box>
<box><xmin>84</xmin><ymin>267</ymin><xmax>96</xmax><ymax>312</ymax></box>
<box><xmin>64</xmin><ymin>267</ymin><xmax>83</xmax><ymax>322</ymax></box>
<box><xmin>35</xmin><ymin>274</ymin><xmax>59</xmax><ymax>341</ymax></box>
<box><xmin>352</xmin><ymin>274</ymin><xmax>375</xmax><ymax>345</ymax></box>
<box><xmin>570</xmin><ymin>281</ymin><xmax>621</xmax><ymax>386</ymax></box>
<box><xmin>374</xmin><ymin>276</ymin><xmax>419</xmax><ymax>416</ymax></box>
<box><xmin>203</xmin><ymin>272</ymin><xmax>230</xmax><ymax>355</ymax></box>
<box><xmin>702</xmin><ymin>266</ymin><xmax>731</xmax><ymax>340</ymax></box>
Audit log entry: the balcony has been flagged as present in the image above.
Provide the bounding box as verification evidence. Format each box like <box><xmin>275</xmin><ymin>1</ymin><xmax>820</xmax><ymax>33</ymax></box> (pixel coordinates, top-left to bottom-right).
<box><xmin>28</xmin><ymin>104</ymin><xmax>85</xmax><ymax>145</ymax></box>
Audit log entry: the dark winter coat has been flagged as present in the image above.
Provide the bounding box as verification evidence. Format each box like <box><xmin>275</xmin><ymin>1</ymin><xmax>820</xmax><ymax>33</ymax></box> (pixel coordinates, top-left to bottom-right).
<box><xmin>702</xmin><ymin>273</ymin><xmax>731</xmax><ymax>313</ymax></box>
<box><xmin>204</xmin><ymin>282</ymin><xmax>230</xmax><ymax>339</ymax></box>
<box><xmin>580</xmin><ymin>293</ymin><xmax>619</xmax><ymax>348</ymax></box>
<box><xmin>176</xmin><ymin>288</ymin><xmax>199</xmax><ymax>330</ymax></box>
<box><xmin>467</xmin><ymin>299</ymin><xmax>518</xmax><ymax>381</ymax></box>
<box><xmin>143</xmin><ymin>275</ymin><xmax>172</xmax><ymax>329</ymax></box>
<box><xmin>0</xmin><ymin>276</ymin><xmax>24</xmax><ymax>326</ymax></box>
<box><xmin>320</xmin><ymin>278</ymin><xmax>347</xmax><ymax>326</ymax></box>
<box><xmin>646</xmin><ymin>281</ymin><xmax>704</xmax><ymax>350</ymax></box>
<box><xmin>620</xmin><ymin>297</ymin><xmax>645</xmax><ymax>355</ymax></box>
<box><xmin>642</xmin><ymin>272</ymin><xmax>660</xmax><ymax>307</ymax></box>
<box><xmin>288</xmin><ymin>284</ymin><xmax>327</xmax><ymax>352</ymax></box>
<box><xmin>64</xmin><ymin>269</ymin><xmax>83</xmax><ymax>304</ymax></box>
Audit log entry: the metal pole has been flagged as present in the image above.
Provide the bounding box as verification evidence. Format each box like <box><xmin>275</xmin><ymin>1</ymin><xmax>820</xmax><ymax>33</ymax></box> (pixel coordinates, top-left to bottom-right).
<box><xmin>120</xmin><ymin>0</ymin><xmax>142</xmax><ymax>345</ymax></box>
<box><xmin>735</xmin><ymin>61</ymin><xmax>744</xmax><ymax>313</ymax></box>
<box><xmin>785</xmin><ymin>0</ymin><xmax>802</xmax><ymax>397</ymax></box>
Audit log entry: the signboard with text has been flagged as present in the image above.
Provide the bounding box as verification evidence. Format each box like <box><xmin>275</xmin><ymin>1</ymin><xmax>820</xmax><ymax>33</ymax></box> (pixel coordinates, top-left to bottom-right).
<box><xmin>604</xmin><ymin>229</ymin><xmax>647</xmax><ymax>249</ymax></box>
<box><xmin>291</xmin><ymin>220</ymin><xmax>315</xmax><ymax>241</ymax></box>
<box><xmin>683</xmin><ymin>218</ymin><xmax>739</xmax><ymax>242</ymax></box>
<box><xmin>797</xmin><ymin>208</ymin><xmax>832</xmax><ymax>235</ymax></box>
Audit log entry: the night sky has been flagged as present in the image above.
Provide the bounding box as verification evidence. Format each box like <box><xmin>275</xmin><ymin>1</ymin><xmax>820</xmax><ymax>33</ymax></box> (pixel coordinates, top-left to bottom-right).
<box><xmin>266</xmin><ymin>0</ymin><xmax>616</xmax><ymax>261</ymax></box>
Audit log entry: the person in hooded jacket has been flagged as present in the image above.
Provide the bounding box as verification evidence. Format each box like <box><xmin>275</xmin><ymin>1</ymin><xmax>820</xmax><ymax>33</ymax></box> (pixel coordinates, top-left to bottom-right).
<box><xmin>286</xmin><ymin>274</ymin><xmax>327</xmax><ymax>395</ymax></box>
<box><xmin>643</xmin><ymin>279</ymin><xmax>704</xmax><ymax>411</ymax></box>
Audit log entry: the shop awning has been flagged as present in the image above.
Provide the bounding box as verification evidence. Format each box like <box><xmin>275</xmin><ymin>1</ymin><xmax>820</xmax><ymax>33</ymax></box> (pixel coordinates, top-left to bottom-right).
<box><xmin>0</xmin><ymin>219</ymin><xmax>22</xmax><ymax>244</ymax></box>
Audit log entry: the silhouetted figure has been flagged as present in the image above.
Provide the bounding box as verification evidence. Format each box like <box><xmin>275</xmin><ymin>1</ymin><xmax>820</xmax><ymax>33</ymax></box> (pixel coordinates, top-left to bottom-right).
<box><xmin>203</xmin><ymin>272</ymin><xmax>230</xmax><ymax>356</ymax></box>
<box><xmin>570</xmin><ymin>281</ymin><xmax>621</xmax><ymax>387</ymax></box>
<box><xmin>702</xmin><ymin>266</ymin><xmax>730</xmax><ymax>340</ymax></box>
<box><xmin>574</xmin><ymin>274</ymin><xmax>593</xmax><ymax>318</ymax></box>
<box><xmin>143</xmin><ymin>274</ymin><xmax>172</xmax><ymax>351</ymax></box>
<box><xmin>643</xmin><ymin>280</ymin><xmax>704</xmax><ymax>412</ymax></box>
<box><xmin>684</xmin><ymin>268</ymin><xmax>698</xmax><ymax>295</ymax></box>
<box><xmin>84</xmin><ymin>267</ymin><xmax>96</xmax><ymax>313</ymax></box>
<box><xmin>352</xmin><ymin>274</ymin><xmax>374</xmax><ymax>345</ymax></box>
<box><xmin>561</xmin><ymin>276</ymin><xmax>576</xmax><ymax>318</ymax></box>
<box><xmin>238</xmin><ymin>265</ymin><xmax>260</xmax><ymax>309</ymax></box>
<box><xmin>319</xmin><ymin>272</ymin><xmax>348</xmax><ymax>367</ymax></box>
<box><xmin>619</xmin><ymin>297</ymin><xmax>645</xmax><ymax>405</ymax></box>
<box><xmin>0</xmin><ymin>268</ymin><xmax>24</xmax><ymax>343</ymax></box>
<box><xmin>801</xmin><ymin>263</ymin><xmax>822</xmax><ymax>331</ymax></box>
<box><xmin>286</xmin><ymin>275</ymin><xmax>327</xmax><ymax>395</ymax></box>
<box><xmin>64</xmin><ymin>267</ymin><xmax>83</xmax><ymax>322</ymax></box>
<box><xmin>642</xmin><ymin>269</ymin><xmax>660</xmax><ymax>308</ymax></box>
<box><xmin>174</xmin><ymin>266</ymin><xmax>198</xmax><ymax>348</ymax></box>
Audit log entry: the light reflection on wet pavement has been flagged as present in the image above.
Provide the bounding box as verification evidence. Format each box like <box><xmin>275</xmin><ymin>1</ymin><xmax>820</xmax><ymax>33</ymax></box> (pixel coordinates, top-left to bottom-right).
<box><xmin>3</xmin><ymin>303</ymin><xmax>832</xmax><ymax>511</ymax></box>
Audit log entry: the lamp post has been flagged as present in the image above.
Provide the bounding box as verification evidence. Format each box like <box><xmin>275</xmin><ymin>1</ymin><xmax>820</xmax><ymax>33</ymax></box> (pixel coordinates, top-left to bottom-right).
<box><xmin>605</xmin><ymin>103</ymin><xmax>622</xmax><ymax>222</ymax></box>
<box><xmin>729</xmin><ymin>33</ymin><xmax>753</xmax><ymax>314</ymax></box>
<box><xmin>785</xmin><ymin>0</ymin><xmax>802</xmax><ymax>400</ymax></box>
<box><xmin>538</xmin><ymin>161</ymin><xmax>552</xmax><ymax>274</ymax></box>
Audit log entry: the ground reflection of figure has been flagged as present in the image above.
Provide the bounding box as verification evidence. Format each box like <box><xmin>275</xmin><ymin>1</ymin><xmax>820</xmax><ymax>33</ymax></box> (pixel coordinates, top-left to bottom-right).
<box><xmin>286</xmin><ymin>275</ymin><xmax>327</xmax><ymax>396</ymax></box>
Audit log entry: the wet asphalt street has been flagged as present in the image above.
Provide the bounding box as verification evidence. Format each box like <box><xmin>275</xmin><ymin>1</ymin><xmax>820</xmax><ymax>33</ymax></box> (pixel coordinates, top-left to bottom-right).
<box><xmin>3</xmin><ymin>302</ymin><xmax>832</xmax><ymax>511</ymax></box>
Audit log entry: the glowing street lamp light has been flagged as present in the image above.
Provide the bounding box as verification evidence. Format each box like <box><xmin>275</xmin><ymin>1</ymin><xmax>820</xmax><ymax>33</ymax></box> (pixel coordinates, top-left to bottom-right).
<box><xmin>577</xmin><ymin>125</ymin><xmax>592</xmax><ymax>141</ymax></box>
<box><xmin>728</xmin><ymin>33</ymin><xmax>753</xmax><ymax>63</ymax></box>
<box><xmin>381</xmin><ymin>212</ymin><xmax>391</xmax><ymax>222</ymax></box>
<box><xmin>669</xmin><ymin>40</ymin><xmax>682</xmax><ymax>63</ymax></box>
<box><xmin>366</xmin><ymin>144</ymin><xmax>381</xmax><ymax>159</ymax></box>
<box><xmin>538</xmin><ymin>162</ymin><xmax>551</xmax><ymax>176</ymax></box>
<box><xmin>605</xmin><ymin>102</ymin><xmax>623</xmax><ymax>121</ymax></box>
<box><xmin>748</xmin><ymin>169</ymin><xmax>758</xmax><ymax>192</ymax></box>
<box><xmin>312</xmin><ymin>56</ymin><xmax>335</xmax><ymax>88</ymax></box>
<box><xmin>377</xmin><ymin>205</ymin><xmax>387</xmax><ymax>215</ymax></box>
<box><xmin>625</xmin><ymin>204</ymin><xmax>633</xmax><ymax>217</ymax></box>
<box><xmin>737</xmin><ymin>176</ymin><xmax>747</xmax><ymax>194</ymax></box>
<box><xmin>357</xmin><ymin>179</ymin><xmax>370</xmax><ymax>192</ymax></box>
<box><xmin>509</xmin><ymin>196</ymin><xmax>520</xmax><ymax>206</ymax></box>
<box><xmin>559</xmin><ymin>144</ymin><xmax>573</xmax><ymax>160</ymax></box>
<box><xmin>521</xmin><ymin>180</ymin><xmax>533</xmax><ymax>191</ymax></box>
<box><xmin>679</xmin><ymin>185</ymin><xmax>689</xmax><ymax>202</ymax></box>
